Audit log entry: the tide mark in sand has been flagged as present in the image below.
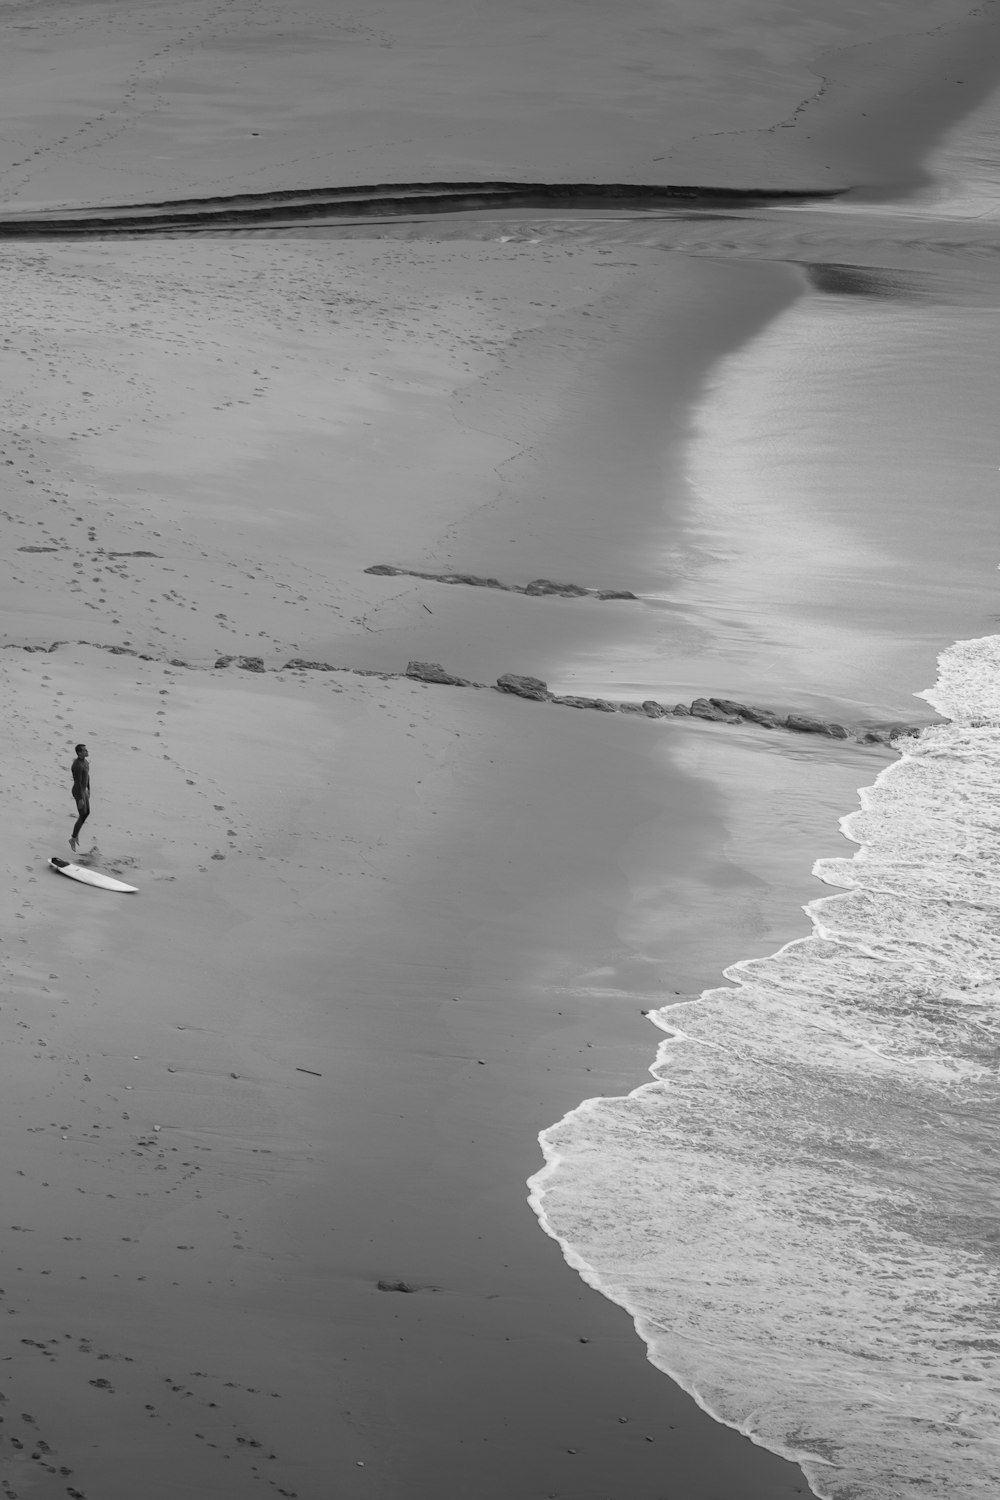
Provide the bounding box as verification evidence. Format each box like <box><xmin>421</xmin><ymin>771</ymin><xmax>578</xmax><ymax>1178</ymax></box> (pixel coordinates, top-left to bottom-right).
<box><xmin>0</xmin><ymin>180</ymin><xmax>845</xmax><ymax>239</ymax></box>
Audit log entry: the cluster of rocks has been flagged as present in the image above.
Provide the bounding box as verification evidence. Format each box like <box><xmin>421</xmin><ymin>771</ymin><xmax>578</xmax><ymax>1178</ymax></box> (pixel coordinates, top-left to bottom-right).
<box><xmin>282</xmin><ymin>658</ymin><xmax>395</xmax><ymax>680</ymax></box>
<box><xmin>407</xmin><ymin>663</ymin><xmax>925</xmax><ymax>745</ymax></box>
<box><xmin>7</xmin><ymin>641</ymin><xmax>922</xmax><ymax>749</ymax></box>
<box><xmin>214</xmin><ymin>653</ymin><xmax>265</xmax><ymax>672</ymax></box>
<box><xmin>365</xmin><ymin>563</ymin><xmax>636</xmax><ymax>602</ymax></box>
<box><xmin>6</xmin><ymin>639</ymin><xmax>160</xmax><ymax>662</ymax></box>
<box><xmin>401</xmin><ymin>660</ymin><xmax>475</xmax><ymax>687</ymax></box>
<box><xmin>16</xmin><ymin>546</ymin><xmax>160</xmax><ymax>556</ymax></box>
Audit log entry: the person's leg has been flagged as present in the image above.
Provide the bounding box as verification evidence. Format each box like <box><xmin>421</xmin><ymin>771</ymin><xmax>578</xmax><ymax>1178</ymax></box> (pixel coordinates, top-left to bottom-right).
<box><xmin>71</xmin><ymin>801</ymin><xmax>89</xmax><ymax>850</ymax></box>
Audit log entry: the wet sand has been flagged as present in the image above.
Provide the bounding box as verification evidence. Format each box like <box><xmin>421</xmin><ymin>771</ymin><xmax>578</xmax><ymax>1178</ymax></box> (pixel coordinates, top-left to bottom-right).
<box><xmin>4</xmin><ymin>642</ymin><xmax>884</xmax><ymax>1499</ymax></box>
<box><xmin>2</xmin><ymin>227</ymin><xmax>828</xmax><ymax>1500</ymax></box>
<box><xmin>2</xmin><ymin>4</ymin><xmax>999</xmax><ymax>1498</ymax></box>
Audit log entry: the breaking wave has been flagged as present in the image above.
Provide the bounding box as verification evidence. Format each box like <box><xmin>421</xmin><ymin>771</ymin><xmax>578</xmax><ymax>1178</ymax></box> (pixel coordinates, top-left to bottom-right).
<box><xmin>530</xmin><ymin>633</ymin><xmax>1000</xmax><ymax>1499</ymax></box>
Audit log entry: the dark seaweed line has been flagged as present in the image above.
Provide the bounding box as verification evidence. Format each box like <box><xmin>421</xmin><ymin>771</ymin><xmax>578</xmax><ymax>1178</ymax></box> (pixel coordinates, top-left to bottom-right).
<box><xmin>0</xmin><ymin>181</ymin><xmax>845</xmax><ymax>238</ymax></box>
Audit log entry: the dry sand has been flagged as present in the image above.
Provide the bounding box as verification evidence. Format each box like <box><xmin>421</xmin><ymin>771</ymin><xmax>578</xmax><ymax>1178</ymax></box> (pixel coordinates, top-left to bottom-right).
<box><xmin>0</xmin><ymin>0</ymin><xmax>997</xmax><ymax>208</ymax></box>
<box><xmin>1</xmin><ymin>3</ymin><xmax>998</xmax><ymax>1498</ymax></box>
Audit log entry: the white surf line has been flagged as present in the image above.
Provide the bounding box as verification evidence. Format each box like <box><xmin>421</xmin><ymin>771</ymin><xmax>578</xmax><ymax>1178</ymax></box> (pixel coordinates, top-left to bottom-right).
<box><xmin>528</xmin><ymin>631</ymin><xmax>1000</xmax><ymax>1499</ymax></box>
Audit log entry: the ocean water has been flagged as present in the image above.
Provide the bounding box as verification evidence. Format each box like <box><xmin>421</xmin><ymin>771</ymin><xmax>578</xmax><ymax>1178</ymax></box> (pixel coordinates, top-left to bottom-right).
<box><xmin>547</xmin><ymin>275</ymin><xmax>1000</xmax><ymax>719</ymax></box>
<box><xmin>530</xmin><ymin>632</ymin><xmax>1000</xmax><ymax>1498</ymax></box>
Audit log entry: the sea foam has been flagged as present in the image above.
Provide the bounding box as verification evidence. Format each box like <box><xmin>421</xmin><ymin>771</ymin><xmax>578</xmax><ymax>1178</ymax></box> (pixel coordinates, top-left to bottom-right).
<box><xmin>530</xmin><ymin>634</ymin><xmax>1000</xmax><ymax>1499</ymax></box>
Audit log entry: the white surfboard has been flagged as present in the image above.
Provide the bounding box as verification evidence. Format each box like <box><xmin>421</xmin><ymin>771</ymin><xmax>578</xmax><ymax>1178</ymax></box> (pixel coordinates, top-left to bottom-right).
<box><xmin>49</xmin><ymin>856</ymin><xmax>138</xmax><ymax>893</ymax></box>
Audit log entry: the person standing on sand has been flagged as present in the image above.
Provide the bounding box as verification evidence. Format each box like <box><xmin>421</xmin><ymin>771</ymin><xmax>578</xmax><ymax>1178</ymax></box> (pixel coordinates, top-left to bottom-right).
<box><xmin>70</xmin><ymin>743</ymin><xmax>90</xmax><ymax>852</ymax></box>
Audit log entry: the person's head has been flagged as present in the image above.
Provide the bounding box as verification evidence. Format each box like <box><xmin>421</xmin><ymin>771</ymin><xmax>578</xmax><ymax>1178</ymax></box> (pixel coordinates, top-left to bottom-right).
<box><xmin>75</xmin><ymin>743</ymin><xmax>88</xmax><ymax>758</ymax></box>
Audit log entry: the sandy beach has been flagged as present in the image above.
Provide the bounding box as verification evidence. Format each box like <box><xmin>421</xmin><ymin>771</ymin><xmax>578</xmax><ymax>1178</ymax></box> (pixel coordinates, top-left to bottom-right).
<box><xmin>2</xmin><ymin>4</ymin><xmax>999</xmax><ymax>1498</ymax></box>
